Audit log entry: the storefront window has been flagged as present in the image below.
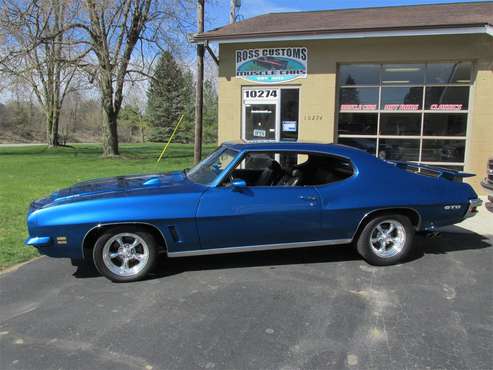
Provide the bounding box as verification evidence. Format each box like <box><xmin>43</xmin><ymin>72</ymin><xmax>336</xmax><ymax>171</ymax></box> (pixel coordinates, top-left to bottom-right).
<box><xmin>339</xmin><ymin>87</ymin><xmax>378</xmax><ymax>110</ymax></box>
<box><xmin>379</xmin><ymin>139</ymin><xmax>420</xmax><ymax>161</ymax></box>
<box><xmin>339</xmin><ymin>64</ymin><xmax>380</xmax><ymax>85</ymax></box>
<box><xmin>380</xmin><ymin>114</ymin><xmax>421</xmax><ymax>135</ymax></box>
<box><xmin>338</xmin><ymin>137</ymin><xmax>377</xmax><ymax>155</ymax></box>
<box><xmin>337</xmin><ymin>62</ymin><xmax>471</xmax><ymax>169</ymax></box>
<box><xmin>380</xmin><ymin>87</ymin><xmax>423</xmax><ymax>110</ymax></box>
<box><xmin>424</xmin><ymin>86</ymin><xmax>469</xmax><ymax>110</ymax></box>
<box><xmin>426</xmin><ymin>62</ymin><xmax>471</xmax><ymax>84</ymax></box>
<box><xmin>382</xmin><ymin>64</ymin><xmax>425</xmax><ymax>85</ymax></box>
<box><xmin>338</xmin><ymin>113</ymin><xmax>377</xmax><ymax>135</ymax></box>
<box><xmin>421</xmin><ymin>139</ymin><xmax>466</xmax><ymax>163</ymax></box>
<box><xmin>423</xmin><ymin>114</ymin><xmax>467</xmax><ymax>136</ymax></box>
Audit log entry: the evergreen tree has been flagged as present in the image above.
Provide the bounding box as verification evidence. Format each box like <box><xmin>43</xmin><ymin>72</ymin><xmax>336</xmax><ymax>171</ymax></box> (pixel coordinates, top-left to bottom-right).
<box><xmin>119</xmin><ymin>105</ymin><xmax>149</xmax><ymax>143</ymax></box>
<box><xmin>203</xmin><ymin>80</ymin><xmax>218</xmax><ymax>144</ymax></box>
<box><xmin>174</xmin><ymin>69</ymin><xmax>195</xmax><ymax>144</ymax></box>
<box><xmin>146</xmin><ymin>51</ymin><xmax>185</xmax><ymax>141</ymax></box>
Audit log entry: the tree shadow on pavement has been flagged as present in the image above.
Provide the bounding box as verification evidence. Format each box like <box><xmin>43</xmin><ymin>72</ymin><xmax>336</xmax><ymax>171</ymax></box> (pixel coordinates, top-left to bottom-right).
<box><xmin>72</xmin><ymin>226</ymin><xmax>491</xmax><ymax>281</ymax></box>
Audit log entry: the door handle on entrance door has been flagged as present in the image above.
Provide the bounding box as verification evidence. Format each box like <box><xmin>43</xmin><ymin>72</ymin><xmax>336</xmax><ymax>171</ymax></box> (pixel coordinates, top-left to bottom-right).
<box><xmin>299</xmin><ymin>195</ymin><xmax>317</xmax><ymax>201</ymax></box>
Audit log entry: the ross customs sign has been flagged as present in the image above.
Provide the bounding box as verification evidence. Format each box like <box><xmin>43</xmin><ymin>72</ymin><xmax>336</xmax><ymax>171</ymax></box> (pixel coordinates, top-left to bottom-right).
<box><xmin>236</xmin><ymin>47</ymin><xmax>308</xmax><ymax>84</ymax></box>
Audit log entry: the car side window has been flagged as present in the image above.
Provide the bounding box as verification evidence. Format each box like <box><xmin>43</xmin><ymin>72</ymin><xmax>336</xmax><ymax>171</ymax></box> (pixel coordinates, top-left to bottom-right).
<box><xmin>222</xmin><ymin>151</ymin><xmax>354</xmax><ymax>187</ymax></box>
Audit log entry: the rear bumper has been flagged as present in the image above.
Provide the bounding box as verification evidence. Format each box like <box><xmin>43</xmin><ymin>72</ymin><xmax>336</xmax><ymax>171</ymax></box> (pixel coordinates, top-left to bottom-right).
<box><xmin>464</xmin><ymin>198</ymin><xmax>483</xmax><ymax>219</ymax></box>
<box><xmin>481</xmin><ymin>179</ymin><xmax>493</xmax><ymax>197</ymax></box>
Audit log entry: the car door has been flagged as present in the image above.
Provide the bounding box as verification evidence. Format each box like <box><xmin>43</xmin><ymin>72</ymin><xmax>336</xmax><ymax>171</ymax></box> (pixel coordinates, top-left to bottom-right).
<box><xmin>195</xmin><ymin>185</ymin><xmax>323</xmax><ymax>250</ymax></box>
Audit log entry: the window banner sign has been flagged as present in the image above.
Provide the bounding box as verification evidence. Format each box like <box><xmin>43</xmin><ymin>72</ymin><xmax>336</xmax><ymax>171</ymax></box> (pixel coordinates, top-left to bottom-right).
<box><xmin>236</xmin><ymin>47</ymin><xmax>308</xmax><ymax>84</ymax></box>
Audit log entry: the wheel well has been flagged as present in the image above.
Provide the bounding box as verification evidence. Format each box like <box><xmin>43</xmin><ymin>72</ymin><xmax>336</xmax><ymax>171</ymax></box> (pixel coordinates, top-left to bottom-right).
<box><xmin>353</xmin><ymin>208</ymin><xmax>421</xmax><ymax>241</ymax></box>
<box><xmin>82</xmin><ymin>223</ymin><xmax>167</xmax><ymax>260</ymax></box>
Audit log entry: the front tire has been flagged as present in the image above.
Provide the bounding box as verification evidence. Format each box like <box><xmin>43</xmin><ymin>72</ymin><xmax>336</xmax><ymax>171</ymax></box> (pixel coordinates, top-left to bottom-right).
<box><xmin>356</xmin><ymin>215</ymin><xmax>414</xmax><ymax>266</ymax></box>
<box><xmin>93</xmin><ymin>227</ymin><xmax>157</xmax><ymax>282</ymax></box>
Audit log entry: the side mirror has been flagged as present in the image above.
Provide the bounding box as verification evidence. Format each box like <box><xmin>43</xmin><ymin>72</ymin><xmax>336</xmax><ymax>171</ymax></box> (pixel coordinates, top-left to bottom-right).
<box><xmin>231</xmin><ymin>178</ymin><xmax>247</xmax><ymax>190</ymax></box>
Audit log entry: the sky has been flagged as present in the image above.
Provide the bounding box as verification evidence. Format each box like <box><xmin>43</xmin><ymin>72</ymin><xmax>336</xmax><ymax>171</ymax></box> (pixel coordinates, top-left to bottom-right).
<box><xmin>206</xmin><ymin>0</ymin><xmax>491</xmax><ymax>30</ymax></box>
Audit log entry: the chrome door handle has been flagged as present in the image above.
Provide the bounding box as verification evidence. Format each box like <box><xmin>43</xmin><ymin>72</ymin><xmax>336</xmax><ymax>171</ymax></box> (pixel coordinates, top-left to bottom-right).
<box><xmin>299</xmin><ymin>195</ymin><xmax>317</xmax><ymax>201</ymax></box>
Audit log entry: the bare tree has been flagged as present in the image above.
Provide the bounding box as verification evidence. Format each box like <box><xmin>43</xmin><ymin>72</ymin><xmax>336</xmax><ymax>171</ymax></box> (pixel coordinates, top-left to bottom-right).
<box><xmin>0</xmin><ymin>0</ymin><xmax>84</xmax><ymax>146</ymax></box>
<box><xmin>1</xmin><ymin>0</ymin><xmax>195</xmax><ymax>154</ymax></box>
<box><xmin>77</xmin><ymin>0</ymin><xmax>194</xmax><ymax>156</ymax></box>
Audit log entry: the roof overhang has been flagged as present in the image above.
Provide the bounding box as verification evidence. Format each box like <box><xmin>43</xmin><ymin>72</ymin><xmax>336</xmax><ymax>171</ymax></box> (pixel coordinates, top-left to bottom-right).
<box><xmin>193</xmin><ymin>24</ymin><xmax>493</xmax><ymax>44</ymax></box>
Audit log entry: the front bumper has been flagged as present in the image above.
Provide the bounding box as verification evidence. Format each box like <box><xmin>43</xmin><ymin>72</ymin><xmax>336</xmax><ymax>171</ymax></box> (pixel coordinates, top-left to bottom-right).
<box><xmin>25</xmin><ymin>235</ymin><xmax>81</xmax><ymax>259</ymax></box>
<box><xmin>464</xmin><ymin>198</ymin><xmax>483</xmax><ymax>219</ymax></box>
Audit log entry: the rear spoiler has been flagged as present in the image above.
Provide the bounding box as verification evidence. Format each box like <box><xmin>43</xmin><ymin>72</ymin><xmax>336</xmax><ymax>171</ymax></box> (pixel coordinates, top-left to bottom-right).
<box><xmin>389</xmin><ymin>161</ymin><xmax>475</xmax><ymax>181</ymax></box>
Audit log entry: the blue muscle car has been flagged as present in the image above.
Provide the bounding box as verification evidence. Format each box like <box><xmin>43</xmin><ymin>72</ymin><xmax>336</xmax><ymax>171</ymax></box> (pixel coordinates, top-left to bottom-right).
<box><xmin>26</xmin><ymin>142</ymin><xmax>482</xmax><ymax>282</ymax></box>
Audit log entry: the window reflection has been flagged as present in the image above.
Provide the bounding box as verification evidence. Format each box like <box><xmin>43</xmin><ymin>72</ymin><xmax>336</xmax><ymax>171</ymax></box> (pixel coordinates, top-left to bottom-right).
<box><xmin>426</xmin><ymin>62</ymin><xmax>471</xmax><ymax>84</ymax></box>
<box><xmin>380</xmin><ymin>114</ymin><xmax>421</xmax><ymax>135</ymax></box>
<box><xmin>339</xmin><ymin>87</ymin><xmax>379</xmax><ymax>110</ymax></box>
<box><xmin>338</xmin><ymin>137</ymin><xmax>377</xmax><ymax>155</ymax></box>
<box><xmin>382</xmin><ymin>64</ymin><xmax>424</xmax><ymax>85</ymax></box>
<box><xmin>425</xmin><ymin>86</ymin><xmax>469</xmax><ymax>111</ymax></box>
<box><xmin>338</xmin><ymin>113</ymin><xmax>378</xmax><ymax>135</ymax></box>
<box><xmin>422</xmin><ymin>140</ymin><xmax>465</xmax><ymax>163</ymax></box>
<box><xmin>381</xmin><ymin>87</ymin><xmax>423</xmax><ymax>110</ymax></box>
<box><xmin>339</xmin><ymin>64</ymin><xmax>380</xmax><ymax>85</ymax></box>
<box><xmin>378</xmin><ymin>139</ymin><xmax>420</xmax><ymax>161</ymax></box>
<box><xmin>423</xmin><ymin>114</ymin><xmax>467</xmax><ymax>136</ymax></box>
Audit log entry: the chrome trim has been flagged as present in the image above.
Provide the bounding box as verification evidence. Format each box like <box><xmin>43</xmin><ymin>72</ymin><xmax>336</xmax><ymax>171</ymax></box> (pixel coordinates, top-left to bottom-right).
<box><xmin>25</xmin><ymin>236</ymin><xmax>51</xmax><ymax>247</ymax></box>
<box><xmin>350</xmin><ymin>207</ymin><xmax>423</xmax><ymax>241</ymax></box>
<box><xmin>167</xmin><ymin>238</ymin><xmax>352</xmax><ymax>257</ymax></box>
<box><xmin>464</xmin><ymin>198</ymin><xmax>482</xmax><ymax>218</ymax></box>
<box><xmin>481</xmin><ymin>180</ymin><xmax>493</xmax><ymax>196</ymax></box>
<box><xmin>81</xmin><ymin>222</ymin><xmax>168</xmax><ymax>259</ymax></box>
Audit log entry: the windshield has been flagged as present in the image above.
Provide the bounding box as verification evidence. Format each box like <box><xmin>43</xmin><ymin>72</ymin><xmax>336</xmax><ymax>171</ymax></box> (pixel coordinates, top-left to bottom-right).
<box><xmin>186</xmin><ymin>146</ymin><xmax>238</xmax><ymax>185</ymax></box>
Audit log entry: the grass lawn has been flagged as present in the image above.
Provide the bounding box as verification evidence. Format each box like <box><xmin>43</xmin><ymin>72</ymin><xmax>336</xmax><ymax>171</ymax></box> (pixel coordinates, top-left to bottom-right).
<box><xmin>0</xmin><ymin>143</ymin><xmax>215</xmax><ymax>270</ymax></box>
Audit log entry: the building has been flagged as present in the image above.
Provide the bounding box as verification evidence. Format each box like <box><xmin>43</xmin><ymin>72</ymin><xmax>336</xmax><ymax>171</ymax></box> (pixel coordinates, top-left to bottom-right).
<box><xmin>194</xmin><ymin>2</ymin><xmax>493</xmax><ymax>194</ymax></box>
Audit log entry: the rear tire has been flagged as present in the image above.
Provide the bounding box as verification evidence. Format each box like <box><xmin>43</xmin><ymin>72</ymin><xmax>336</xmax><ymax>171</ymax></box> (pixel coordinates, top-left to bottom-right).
<box><xmin>356</xmin><ymin>215</ymin><xmax>414</xmax><ymax>266</ymax></box>
<box><xmin>93</xmin><ymin>226</ymin><xmax>157</xmax><ymax>282</ymax></box>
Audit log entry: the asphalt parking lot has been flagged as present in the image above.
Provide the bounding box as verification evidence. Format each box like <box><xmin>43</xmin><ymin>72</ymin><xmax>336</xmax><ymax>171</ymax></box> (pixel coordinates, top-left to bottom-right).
<box><xmin>1</xmin><ymin>206</ymin><xmax>492</xmax><ymax>370</ymax></box>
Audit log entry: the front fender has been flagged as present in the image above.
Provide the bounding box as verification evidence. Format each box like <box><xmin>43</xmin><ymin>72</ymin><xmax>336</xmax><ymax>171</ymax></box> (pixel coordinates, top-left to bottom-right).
<box><xmin>27</xmin><ymin>191</ymin><xmax>203</xmax><ymax>259</ymax></box>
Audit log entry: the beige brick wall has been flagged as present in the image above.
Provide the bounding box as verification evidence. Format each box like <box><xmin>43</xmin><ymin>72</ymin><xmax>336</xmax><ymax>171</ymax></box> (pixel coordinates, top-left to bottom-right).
<box><xmin>218</xmin><ymin>34</ymin><xmax>493</xmax><ymax>194</ymax></box>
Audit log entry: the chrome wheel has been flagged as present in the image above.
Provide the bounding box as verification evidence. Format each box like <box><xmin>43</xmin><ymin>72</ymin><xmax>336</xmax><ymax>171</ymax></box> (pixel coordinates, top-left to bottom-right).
<box><xmin>369</xmin><ymin>220</ymin><xmax>406</xmax><ymax>258</ymax></box>
<box><xmin>102</xmin><ymin>233</ymin><xmax>149</xmax><ymax>277</ymax></box>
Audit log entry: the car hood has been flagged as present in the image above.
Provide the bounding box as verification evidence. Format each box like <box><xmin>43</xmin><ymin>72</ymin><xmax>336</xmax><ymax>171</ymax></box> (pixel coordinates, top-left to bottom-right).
<box><xmin>30</xmin><ymin>171</ymin><xmax>196</xmax><ymax>210</ymax></box>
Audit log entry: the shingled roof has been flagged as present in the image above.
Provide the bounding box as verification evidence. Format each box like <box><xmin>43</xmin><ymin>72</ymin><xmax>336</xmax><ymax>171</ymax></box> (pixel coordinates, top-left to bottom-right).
<box><xmin>194</xmin><ymin>2</ymin><xmax>493</xmax><ymax>42</ymax></box>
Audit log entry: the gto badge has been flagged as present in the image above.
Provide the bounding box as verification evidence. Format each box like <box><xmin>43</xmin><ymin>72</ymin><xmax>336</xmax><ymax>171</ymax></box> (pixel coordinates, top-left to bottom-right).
<box><xmin>444</xmin><ymin>205</ymin><xmax>462</xmax><ymax>210</ymax></box>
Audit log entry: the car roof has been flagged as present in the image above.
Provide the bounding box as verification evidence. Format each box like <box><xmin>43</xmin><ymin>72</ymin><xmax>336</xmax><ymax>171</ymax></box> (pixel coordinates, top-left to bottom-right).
<box><xmin>222</xmin><ymin>141</ymin><xmax>369</xmax><ymax>159</ymax></box>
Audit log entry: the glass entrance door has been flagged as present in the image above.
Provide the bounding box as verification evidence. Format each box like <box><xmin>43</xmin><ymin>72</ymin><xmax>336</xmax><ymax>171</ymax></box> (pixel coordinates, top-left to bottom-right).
<box><xmin>245</xmin><ymin>104</ymin><xmax>276</xmax><ymax>140</ymax></box>
<box><xmin>242</xmin><ymin>87</ymin><xmax>299</xmax><ymax>142</ymax></box>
